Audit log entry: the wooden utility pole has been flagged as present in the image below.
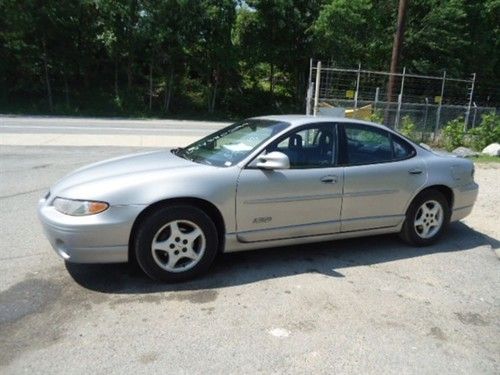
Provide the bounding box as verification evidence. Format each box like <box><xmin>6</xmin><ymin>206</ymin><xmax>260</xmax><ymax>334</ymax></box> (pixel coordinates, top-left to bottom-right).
<box><xmin>385</xmin><ymin>0</ymin><xmax>408</xmax><ymax>125</ymax></box>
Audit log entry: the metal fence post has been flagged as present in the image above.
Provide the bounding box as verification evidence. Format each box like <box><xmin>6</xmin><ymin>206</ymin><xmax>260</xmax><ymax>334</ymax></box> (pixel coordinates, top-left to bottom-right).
<box><xmin>306</xmin><ymin>58</ymin><xmax>313</xmax><ymax>115</ymax></box>
<box><xmin>306</xmin><ymin>82</ymin><xmax>313</xmax><ymax>115</ymax></box>
<box><xmin>313</xmin><ymin>61</ymin><xmax>321</xmax><ymax>116</ymax></box>
<box><xmin>434</xmin><ymin>70</ymin><xmax>446</xmax><ymax>140</ymax></box>
<box><xmin>423</xmin><ymin>97</ymin><xmax>429</xmax><ymax>142</ymax></box>
<box><xmin>374</xmin><ymin>87</ymin><xmax>380</xmax><ymax>111</ymax></box>
<box><xmin>394</xmin><ymin>67</ymin><xmax>406</xmax><ymax>129</ymax></box>
<box><xmin>464</xmin><ymin>72</ymin><xmax>476</xmax><ymax>130</ymax></box>
<box><xmin>354</xmin><ymin>63</ymin><xmax>361</xmax><ymax>109</ymax></box>
<box><xmin>472</xmin><ymin>102</ymin><xmax>478</xmax><ymax>128</ymax></box>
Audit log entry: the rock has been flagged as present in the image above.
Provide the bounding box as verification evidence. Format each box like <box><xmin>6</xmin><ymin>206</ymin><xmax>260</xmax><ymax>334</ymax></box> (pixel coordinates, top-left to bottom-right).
<box><xmin>482</xmin><ymin>143</ymin><xmax>500</xmax><ymax>156</ymax></box>
<box><xmin>452</xmin><ymin>146</ymin><xmax>480</xmax><ymax>158</ymax></box>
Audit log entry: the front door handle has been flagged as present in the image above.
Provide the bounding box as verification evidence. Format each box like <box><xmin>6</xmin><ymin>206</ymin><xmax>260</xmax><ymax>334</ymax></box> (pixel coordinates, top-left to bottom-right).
<box><xmin>408</xmin><ymin>169</ymin><xmax>423</xmax><ymax>175</ymax></box>
<box><xmin>320</xmin><ymin>175</ymin><xmax>338</xmax><ymax>183</ymax></box>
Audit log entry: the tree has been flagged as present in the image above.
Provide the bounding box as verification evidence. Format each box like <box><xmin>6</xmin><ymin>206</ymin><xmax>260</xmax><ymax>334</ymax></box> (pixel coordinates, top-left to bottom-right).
<box><xmin>403</xmin><ymin>0</ymin><xmax>469</xmax><ymax>77</ymax></box>
<box><xmin>237</xmin><ymin>0</ymin><xmax>323</xmax><ymax>105</ymax></box>
<box><xmin>192</xmin><ymin>0</ymin><xmax>238</xmax><ymax>113</ymax></box>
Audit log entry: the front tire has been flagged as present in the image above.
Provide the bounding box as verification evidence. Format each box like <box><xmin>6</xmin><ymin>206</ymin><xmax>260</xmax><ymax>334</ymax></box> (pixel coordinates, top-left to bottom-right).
<box><xmin>134</xmin><ymin>205</ymin><xmax>218</xmax><ymax>282</ymax></box>
<box><xmin>399</xmin><ymin>190</ymin><xmax>450</xmax><ymax>246</ymax></box>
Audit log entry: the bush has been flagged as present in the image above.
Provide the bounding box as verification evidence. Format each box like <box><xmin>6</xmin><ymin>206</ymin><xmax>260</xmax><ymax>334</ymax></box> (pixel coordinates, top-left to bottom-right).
<box><xmin>400</xmin><ymin>116</ymin><xmax>416</xmax><ymax>140</ymax></box>
<box><xmin>442</xmin><ymin>117</ymin><xmax>466</xmax><ymax>151</ymax></box>
<box><xmin>468</xmin><ymin>112</ymin><xmax>500</xmax><ymax>151</ymax></box>
<box><xmin>370</xmin><ymin>110</ymin><xmax>384</xmax><ymax>124</ymax></box>
<box><xmin>441</xmin><ymin>113</ymin><xmax>500</xmax><ymax>152</ymax></box>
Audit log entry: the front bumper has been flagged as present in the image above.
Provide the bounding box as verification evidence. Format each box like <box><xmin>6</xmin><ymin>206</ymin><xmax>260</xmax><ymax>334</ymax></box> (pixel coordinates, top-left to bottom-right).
<box><xmin>38</xmin><ymin>195</ymin><xmax>146</xmax><ymax>263</ymax></box>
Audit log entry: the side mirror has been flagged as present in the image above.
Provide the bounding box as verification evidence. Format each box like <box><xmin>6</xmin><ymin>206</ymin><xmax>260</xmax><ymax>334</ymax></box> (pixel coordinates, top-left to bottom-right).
<box><xmin>253</xmin><ymin>151</ymin><xmax>290</xmax><ymax>170</ymax></box>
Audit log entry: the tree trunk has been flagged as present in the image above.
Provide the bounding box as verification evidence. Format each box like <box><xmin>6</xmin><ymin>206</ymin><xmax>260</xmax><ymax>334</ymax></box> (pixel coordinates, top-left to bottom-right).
<box><xmin>63</xmin><ymin>70</ymin><xmax>70</xmax><ymax>109</ymax></box>
<box><xmin>149</xmin><ymin>62</ymin><xmax>153</xmax><ymax>111</ymax></box>
<box><xmin>385</xmin><ymin>0</ymin><xmax>408</xmax><ymax>126</ymax></box>
<box><xmin>210</xmin><ymin>81</ymin><xmax>218</xmax><ymax>113</ymax></box>
<box><xmin>270</xmin><ymin>63</ymin><xmax>274</xmax><ymax>94</ymax></box>
<box><xmin>42</xmin><ymin>38</ymin><xmax>53</xmax><ymax>111</ymax></box>
<box><xmin>295</xmin><ymin>66</ymin><xmax>304</xmax><ymax>106</ymax></box>
<box><xmin>164</xmin><ymin>67</ymin><xmax>174</xmax><ymax>112</ymax></box>
<box><xmin>127</xmin><ymin>58</ymin><xmax>133</xmax><ymax>91</ymax></box>
<box><xmin>208</xmin><ymin>67</ymin><xmax>220</xmax><ymax>113</ymax></box>
<box><xmin>114</xmin><ymin>60</ymin><xmax>119</xmax><ymax>99</ymax></box>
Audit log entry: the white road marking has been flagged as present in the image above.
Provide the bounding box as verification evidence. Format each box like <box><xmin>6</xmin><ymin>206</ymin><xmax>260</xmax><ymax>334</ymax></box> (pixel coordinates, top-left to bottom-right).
<box><xmin>0</xmin><ymin>125</ymin><xmax>217</xmax><ymax>133</ymax></box>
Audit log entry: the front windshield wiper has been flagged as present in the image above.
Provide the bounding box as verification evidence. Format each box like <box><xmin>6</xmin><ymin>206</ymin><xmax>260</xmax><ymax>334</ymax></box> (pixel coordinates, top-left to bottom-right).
<box><xmin>189</xmin><ymin>154</ymin><xmax>213</xmax><ymax>166</ymax></box>
<box><xmin>171</xmin><ymin>147</ymin><xmax>189</xmax><ymax>160</ymax></box>
<box><xmin>173</xmin><ymin>149</ymin><xmax>212</xmax><ymax>165</ymax></box>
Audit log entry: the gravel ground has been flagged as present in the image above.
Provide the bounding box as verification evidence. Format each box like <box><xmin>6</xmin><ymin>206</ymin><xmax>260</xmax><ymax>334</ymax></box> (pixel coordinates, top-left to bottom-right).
<box><xmin>0</xmin><ymin>146</ymin><xmax>498</xmax><ymax>374</ymax></box>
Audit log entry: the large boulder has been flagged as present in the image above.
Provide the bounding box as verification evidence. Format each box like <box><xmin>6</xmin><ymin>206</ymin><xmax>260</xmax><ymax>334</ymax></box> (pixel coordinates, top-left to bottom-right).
<box><xmin>452</xmin><ymin>146</ymin><xmax>480</xmax><ymax>158</ymax></box>
<box><xmin>482</xmin><ymin>143</ymin><xmax>500</xmax><ymax>156</ymax></box>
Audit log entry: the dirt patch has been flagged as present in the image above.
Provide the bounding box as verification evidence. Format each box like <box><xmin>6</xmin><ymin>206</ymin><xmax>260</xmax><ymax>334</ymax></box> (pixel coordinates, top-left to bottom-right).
<box><xmin>455</xmin><ymin>312</ymin><xmax>490</xmax><ymax>326</ymax></box>
<box><xmin>428</xmin><ymin>326</ymin><xmax>447</xmax><ymax>341</ymax></box>
<box><xmin>0</xmin><ymin>279</ymin><xmax>61</xmax><ymax>325</ymax></box>
<box><xmin>138</xmin><ymin>352</ymin><xmax>159</xmax><ymax>364</ymax></box>
<box><xmin>109</xmin><ymin>294</ymin><xmax>163</xmax><ymax>307</ymax></box>
<box><xmin>0</xmin><ymin>274</ymin><xmax>111</xmax><ymax>367</ymax></box>
<box><xmin>166</xmin><ymin>290</ymin><xmax>218</xmax><ymax>304</ymax></box>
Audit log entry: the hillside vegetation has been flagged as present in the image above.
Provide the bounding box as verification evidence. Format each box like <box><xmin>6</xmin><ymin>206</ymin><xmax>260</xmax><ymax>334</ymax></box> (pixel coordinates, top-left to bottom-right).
<box><xmin>0</xmin><ymin>0</ymin><xmax>498</xmax><ymax>118</ymax></box>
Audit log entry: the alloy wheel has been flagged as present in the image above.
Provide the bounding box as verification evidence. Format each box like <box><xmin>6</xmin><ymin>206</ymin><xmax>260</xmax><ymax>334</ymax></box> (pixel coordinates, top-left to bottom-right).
<box><xmin>151</xmin><ymin>220</ymin><xmax>206</xmax><ymax>272</ymax></box>
<box><xmin>414</xmin><ymin>200</ymin><xmax>444</xmax><ymax>239</ymax></box>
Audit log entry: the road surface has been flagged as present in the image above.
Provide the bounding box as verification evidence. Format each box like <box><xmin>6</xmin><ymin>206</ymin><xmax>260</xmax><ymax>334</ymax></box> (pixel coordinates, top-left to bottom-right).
<box><xmin>0</xmin><ymin>115</ymin><xmax>230</xmax><ymax>147</ymax></box>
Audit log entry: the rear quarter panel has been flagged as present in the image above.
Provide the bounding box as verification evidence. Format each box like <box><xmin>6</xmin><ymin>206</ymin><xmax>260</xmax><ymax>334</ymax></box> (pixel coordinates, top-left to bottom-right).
<box><xmin>415</xmin><ymin>152</ymin><xmax>477</xmax><ymax>215</ymax></box>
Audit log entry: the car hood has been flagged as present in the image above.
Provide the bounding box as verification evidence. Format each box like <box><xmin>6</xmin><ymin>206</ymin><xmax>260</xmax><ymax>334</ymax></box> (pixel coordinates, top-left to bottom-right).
<box><xmin>51</xmin><ymin>149</ymin><xmax>197</xmax><ymax>197</ymax></box>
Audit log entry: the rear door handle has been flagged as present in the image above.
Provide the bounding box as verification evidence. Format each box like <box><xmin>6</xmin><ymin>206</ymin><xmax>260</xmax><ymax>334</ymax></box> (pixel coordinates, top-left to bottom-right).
<box><xmin>408</xmin><ymin>169</ymin><xmax>423</xmax><ymax>175</ymax></box>
<box><xmin>320</xmin><ymin>175</ymin><xmax>338</xmax><ymax>183</ymax></box>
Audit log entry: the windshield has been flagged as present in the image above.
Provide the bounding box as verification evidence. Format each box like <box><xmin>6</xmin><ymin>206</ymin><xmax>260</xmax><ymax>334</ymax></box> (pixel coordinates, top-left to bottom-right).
<box><xmin>175</xmin><ymin>119</ymin><xmax>290</xmax><ymax>167</ymax></box>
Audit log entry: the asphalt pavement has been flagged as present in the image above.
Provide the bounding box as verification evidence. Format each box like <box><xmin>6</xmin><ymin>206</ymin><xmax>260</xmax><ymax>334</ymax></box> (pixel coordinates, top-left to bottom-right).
<box><xmin>0</xmin><ymin>115</ymin><xmax>230</xmax><ymax>147</ymax></box>
<box><xmin>0</xmin><ymin>117</ymin><xmax>499</xmax><ymax>374</ymax></box>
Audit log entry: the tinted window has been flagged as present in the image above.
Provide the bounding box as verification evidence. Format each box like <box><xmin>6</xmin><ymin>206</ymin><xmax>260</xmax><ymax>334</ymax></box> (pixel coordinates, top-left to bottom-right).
<box><xmin>267</xmin><ymin>124</ymin><xmax>335</xmax><ymax>168</ymax></box>
<box><xmin>345</xmin><ymin>124</ymin><xmax>392</xmax><ymax>164</ymax></box>
<box><xmin>393</xmin><ymin>135</ymin><xmax>415</xmax><ymax>159</ymax></box>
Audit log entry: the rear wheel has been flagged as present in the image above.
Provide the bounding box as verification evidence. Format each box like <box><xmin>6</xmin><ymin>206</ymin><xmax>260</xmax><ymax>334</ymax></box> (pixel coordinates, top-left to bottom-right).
<box><xmin>399</xmin><ymin>190</ymin><xmax>450</xmax><ymax>246</ymax></box>
<box><xmin>134</xmin><ymin>205</ymin><xmax>218</xmax><ymax>282</ymax></box>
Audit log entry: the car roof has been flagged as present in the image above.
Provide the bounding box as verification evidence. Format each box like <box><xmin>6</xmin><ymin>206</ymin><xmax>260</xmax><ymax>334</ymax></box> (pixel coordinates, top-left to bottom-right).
<box><xmin>251</xmin><ymin>114</ymin><xmax>391</xmax><ymax>131</ymax></box>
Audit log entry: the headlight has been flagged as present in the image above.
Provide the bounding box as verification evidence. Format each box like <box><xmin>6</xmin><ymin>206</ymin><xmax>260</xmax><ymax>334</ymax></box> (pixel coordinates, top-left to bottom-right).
<box><xmin>53</xmin><ymin>198</ymin><xmax>109</xmax><ymax>216</ymax></box>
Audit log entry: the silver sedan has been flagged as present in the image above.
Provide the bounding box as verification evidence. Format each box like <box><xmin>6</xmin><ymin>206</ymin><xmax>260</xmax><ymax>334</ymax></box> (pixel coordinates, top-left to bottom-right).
<box><xmin>38</xmin><ymin>115</ymin><xmax>478</xmax><ymax>281</ymax></box>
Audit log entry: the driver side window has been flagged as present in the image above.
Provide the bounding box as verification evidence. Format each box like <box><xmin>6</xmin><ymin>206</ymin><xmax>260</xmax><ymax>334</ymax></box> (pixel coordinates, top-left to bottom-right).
<box><xmin>267</xmin><ymin>124</ymin><xmax>336</xmax><ymax>169</ymax></box>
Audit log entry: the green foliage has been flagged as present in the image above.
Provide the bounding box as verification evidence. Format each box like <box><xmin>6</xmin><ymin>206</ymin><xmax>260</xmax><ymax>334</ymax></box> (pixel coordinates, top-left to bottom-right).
<box><xmin>400</xmin><ymin>116</ymin><xmax>417</xmax><ymax>140</ymax></box>
<box><xmin>0</xmin><ymin>0</ymin><xmax>498</xmax><ymax>117</ymax></box>
<box><xmin>473</xmin><ymin>155</ymin><xmax>500</xmax><ymax>164</ymax></box>
<box><xmin>370</xmin><ymin>110</ymin><xmax>384</xmax><ymax>124</ymax></box>
<box><xmin>468</xmin><ymin>113</ymin><xmax>500</xmax><ymax>150</ymax></box>
<box><xmin>312</xmin><ymin>0</ymin><xmax>379</xmax><ymax>65</ymax></box>
<box><xmin>405</xmin><ymin>0</ymin><xmax>469</xmax><ymax>76</ymax></box>
<box><xmin>442</xmin><ymin>117</ymin><xmax>466</xmax><ymax>151</ymax></box>
<box><xmin>442</xmin><ymin>113</ymin><xmax>499</xmax><ymax>151</ymax></box>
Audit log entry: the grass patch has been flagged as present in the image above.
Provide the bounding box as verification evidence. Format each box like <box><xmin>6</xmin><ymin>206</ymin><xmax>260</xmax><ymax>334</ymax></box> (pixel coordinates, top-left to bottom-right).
<box><xmin>473</xmin><ymin>155</ymin><xmax>500</xmax><ymax>164</ymax></box>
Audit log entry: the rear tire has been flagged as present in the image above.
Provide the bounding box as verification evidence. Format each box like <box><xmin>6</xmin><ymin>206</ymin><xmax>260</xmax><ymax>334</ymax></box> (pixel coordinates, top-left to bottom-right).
<box><xmin>399</xmin><ymin>189</ymin><xmax>450</xmax><ymax>246</ymax></box>
<box><xmin>134</xmin><ymin>205</ymin><xmax>218</xmax><ymax>282</ymax></box>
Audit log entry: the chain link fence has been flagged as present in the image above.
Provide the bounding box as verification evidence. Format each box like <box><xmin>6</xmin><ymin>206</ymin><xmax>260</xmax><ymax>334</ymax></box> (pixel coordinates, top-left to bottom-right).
<box><xmin>306</xmin><ymin>60</ymin><xmax>497</xmax><ymax>140</ymax></box>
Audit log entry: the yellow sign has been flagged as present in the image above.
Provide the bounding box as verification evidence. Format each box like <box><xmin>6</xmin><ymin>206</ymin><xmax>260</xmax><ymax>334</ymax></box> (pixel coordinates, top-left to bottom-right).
<box><xmin>434</xmin><ymin>96</ymin><xmax>442</xmax><ymax>104</ymax></box>
<box><xmin>345</xmin><ymin>90</ymin><xmax>355</xmax><ymax>99</ymax></box>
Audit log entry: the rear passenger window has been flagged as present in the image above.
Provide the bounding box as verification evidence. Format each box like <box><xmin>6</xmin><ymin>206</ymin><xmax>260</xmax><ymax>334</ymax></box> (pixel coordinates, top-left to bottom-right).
<box><xmin>344</xmin><ymin>124</ymin><xmax>416</xmax><ymax>165</ymax></box>
<box><xmin>393</xmin><ymin>135</ymin><xmax>416</xmax><ymax>160</ymax></box>
<box><xmin>345</xmin><ymin>124</ymin><xmax>392</xmax><ymax>164</ymax></box>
